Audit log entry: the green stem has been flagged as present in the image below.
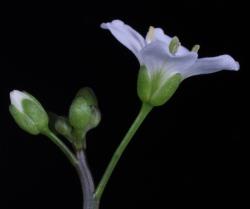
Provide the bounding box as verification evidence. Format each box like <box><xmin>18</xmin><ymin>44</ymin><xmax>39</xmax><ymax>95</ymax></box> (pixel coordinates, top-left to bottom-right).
<box><xmin>94</xmin><ymin>103</ymin><xmax>153</xmax><ymax>201</ymax></box>
<box><xmin>43</xmin><ymin>130</ymin><xmax>78</xmax><ymax>167</ymax></box>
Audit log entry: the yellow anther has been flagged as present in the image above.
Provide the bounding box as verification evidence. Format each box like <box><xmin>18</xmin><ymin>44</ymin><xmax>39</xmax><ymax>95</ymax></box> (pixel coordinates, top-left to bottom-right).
<box><xmin>169</xmin><ymin>36</ymin><xmax>180</xmax><ymax>55</ymax></box>
<box><xmin>191</xmin><ymin>45</ymin><xmax>200</xmax><ymax>53</ymax></box>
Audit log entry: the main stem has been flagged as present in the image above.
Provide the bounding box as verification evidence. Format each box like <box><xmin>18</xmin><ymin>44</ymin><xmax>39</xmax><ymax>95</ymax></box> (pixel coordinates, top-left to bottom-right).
<box><xmin>76</xmin><ymin>150</ymin><xmax>97</xmax><ymax>209</ymax></box>
<box><xmin>45</xmin><ymin>130</ymin><xmax>97</xmax><ymax>209</ymax></box>
<box><xmin>94</xmin><ymin>103</ymin><xmax>153</xmax><ymax>201</ymax></box>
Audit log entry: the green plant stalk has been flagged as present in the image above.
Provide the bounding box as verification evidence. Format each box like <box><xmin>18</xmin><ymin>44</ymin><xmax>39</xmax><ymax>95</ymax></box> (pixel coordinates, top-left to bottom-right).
<box><xmin>43</xmin><ymin>129</ymin><xmax>78</xmax><ymax>167</ymax></box>
<box><xmin>94</xmin><ymin>103</ymin><xmax>153</xmax><ymax>201</ymax></box>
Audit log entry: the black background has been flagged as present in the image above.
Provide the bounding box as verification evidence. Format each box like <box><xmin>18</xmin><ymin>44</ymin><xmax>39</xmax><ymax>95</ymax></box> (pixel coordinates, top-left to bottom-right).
<box><xmin>1</xmin><ymin>1</ymin><xmax>248</xmax><ymax>209</ymax></box>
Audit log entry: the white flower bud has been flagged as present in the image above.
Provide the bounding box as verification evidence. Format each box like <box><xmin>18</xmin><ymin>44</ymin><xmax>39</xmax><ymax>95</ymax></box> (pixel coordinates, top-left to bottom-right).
<box><xmin>9</xmin><ymin>90</ymin><xmax>49</xmax><ymax>134</ymax></box>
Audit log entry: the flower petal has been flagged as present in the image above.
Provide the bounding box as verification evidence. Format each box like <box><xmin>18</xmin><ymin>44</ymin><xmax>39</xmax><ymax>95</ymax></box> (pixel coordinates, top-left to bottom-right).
<box><xmin>147</xmin><ymin>27</ymin><xmax>172</xmax><ymax>44</ymax></box>
<box><xmin>181</xmin><ymin>55</ymin><xmax>240</xmax><ymax>79</ymax></box>
<box><xmin>101</xmin><ymin>20</ymin><xmax>146</xmax><ymax>61</ymax></box>
<box><xmin>176</xmin><ymin>44</ymin><xmax>190</xmax><ymax>56</ymax></box>
<box><xmin>10</xmin><ymin>90</ymin><xmax>31</xmax><ymax>112</ymax></box>
<box><xmin>147</xmin><ymin>27</ymin><xmax>189</xmax><ymax>55</ymax></box>
<box><xmin>140</xmin><ymin>41</ymin><xmax>198</xmax><ymax>76</ymax></box>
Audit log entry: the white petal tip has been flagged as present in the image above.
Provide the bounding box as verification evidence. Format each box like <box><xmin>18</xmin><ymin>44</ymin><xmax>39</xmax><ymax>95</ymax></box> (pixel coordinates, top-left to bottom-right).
<box><xmin>100</xmin><ymin>23</ymin><xmax>107</xmax><ymax>29</ymax></box>
<box><xmin>235</xmin><ymin>61</ymin><xmax>240</xmax><ymax>71</ymax></box>
<box><xmin>111</xmin><ymin>19</ymin><xmax>124</xmax><ymax>25</ymax></box>
<box><xmin>10</xmin><ymin>90</ymin><xmax>19</xmax><ymax>98</ymax></box>
<box><xmin>10</xmin><ymin>90</ymin><xmax>24</xmax><ymax>102</ymax></box>
<box><xmin>10</xmin><ymin>90</ymin><xmax>30</xmax><ymax>112</ymax></box>
<box><xmin>100</xmin><ymin>19</ymin><xmax>124</xmax><ymax>29</ymax></box>
<box><xmin>222</xmin><ymin>55</ymin><xmax>240</xmax><ymax>71</ymax></box>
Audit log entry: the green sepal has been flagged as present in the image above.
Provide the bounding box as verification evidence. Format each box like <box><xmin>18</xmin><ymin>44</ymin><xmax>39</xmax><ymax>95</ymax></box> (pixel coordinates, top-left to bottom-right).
<box><xmin>150</xmin><ymin>73</ymin><xmax>182</xmax><ymax>106</ymax></box>
<box><xmin>9</xmin><ymin>105</ymin><xmax>40</xmax><ymax>135</ymax></box>
<box><xmin>22</xmin><ymin>99</ymin><xmax>49</xmax><ymax>131</ymax></box>
<box><xmin>69</xmin><ymin>97</ymin><xmax>92</xmax><ymax>130</ymax></box>
<box><xmin>76</xmin><ymin>87</ymin><xmax>98</xmax><ymax>106</ymax></box>
<box><xmin>87</xmin><ymin>107</ymin><xmax>101</xmax><ymax>131</ymax></box>
<box><xmin>137</xmin><ymin>66</ymin><xmax>152</xmax><ymax>103</ymax></box>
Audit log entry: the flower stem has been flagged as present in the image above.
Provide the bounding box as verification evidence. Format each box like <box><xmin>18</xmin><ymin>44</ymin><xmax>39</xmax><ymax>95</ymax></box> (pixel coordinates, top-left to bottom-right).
<box><xmin>44</xmin><ymin>130</ymin><xmax>97</xmax><ymax>209</ymax></box>
<box><xmin>94</xmin><ymin>103</ymin><xmax>153</xmax><ymax>201</ymax></box>
<box><xmin>43</xmin><ymin>130</ymin><xmax>78</xmax><ymax>167</ymax></box>
<box><xmin>76</xmin><ymin>150</ymin><xmax>97</xmax><ymax>209</ymax></box>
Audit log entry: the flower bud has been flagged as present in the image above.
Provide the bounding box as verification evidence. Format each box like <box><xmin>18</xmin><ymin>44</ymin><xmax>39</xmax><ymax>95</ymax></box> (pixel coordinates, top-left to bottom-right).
<box><xmin>55</xmin><ymin>116</ymin><xmax>72</xmax><ymax>138</ymax></box>
<box><xmin>69</xmin><ymin>87</ymin><xmax>101</xmax><ymax>149</ymax></box>
<box><xmin>69</xmin><ymin>97</ymin><xmax>92</xmax><ymax>130</ymax></box>
<box><xmin>78</xmin><ymin>87</ymin><xmax>101</xmax><ymax>130</ymax></box>
<box><xmin>9</xmin><ymin>90</ymin><xmax>49</xmax><ymax>134</ymax></box>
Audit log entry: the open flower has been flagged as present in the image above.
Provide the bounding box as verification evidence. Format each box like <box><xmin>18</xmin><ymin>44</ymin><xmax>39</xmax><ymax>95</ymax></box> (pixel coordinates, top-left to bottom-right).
<box><xmin>101</xmin><ymin>20</ymin><xmax>239</xmax><ymax>106</ymax></box>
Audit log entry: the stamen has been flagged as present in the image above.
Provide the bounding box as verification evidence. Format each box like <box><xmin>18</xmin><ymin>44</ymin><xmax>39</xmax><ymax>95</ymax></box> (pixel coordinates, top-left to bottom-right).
<box><xmin>169</xmin><ymin>36</ymin><xmax>180</xmax><ymax>55</ymax></box>
<box><xmin>146</xmin><ymin>26</ymin><xmax>155</xmax><ymax>43</ymax></box>
<box><xmin>191</xmin><ymin>45</ymin><xmax>200</xmax><ymax>53</ymax></box>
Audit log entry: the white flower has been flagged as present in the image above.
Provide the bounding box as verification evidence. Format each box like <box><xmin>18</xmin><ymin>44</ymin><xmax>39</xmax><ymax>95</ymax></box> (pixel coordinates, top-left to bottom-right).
<box><xmin>101</xmin><ymin>20</ymin><xmax>240</xmax><ymax>106</ymax></box>
<box><xmin>101</xmin><ymin>20</ymin><xmax>239</xmax><ymax>79</ymax></box>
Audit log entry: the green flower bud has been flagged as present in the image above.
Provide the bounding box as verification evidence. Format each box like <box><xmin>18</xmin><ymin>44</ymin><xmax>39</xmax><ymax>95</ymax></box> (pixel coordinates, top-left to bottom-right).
<box><xmin>55</xmin><ymin>116</ymin><xmax>72</xmax><ymax>138</ymax></box>
<box><xmin>69</xmin><ymin>97</ymin><xmax>92</xmax><ymax>130</ymax></box>
<box><xmin>69</xmin><ymin>88</ymin><xmax>101</xmax><ymax>149</ymax></box>
<box><xmin>9</xmin><ymin>90</ymin><xmax>49</xmax><ymax>134</ymax></box>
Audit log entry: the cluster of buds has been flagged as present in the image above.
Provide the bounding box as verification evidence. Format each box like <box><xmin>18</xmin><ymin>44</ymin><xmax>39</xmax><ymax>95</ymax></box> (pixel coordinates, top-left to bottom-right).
<box><xmin>9</xmin><ymin>88</ymin><xmax>101</xmax><ymax>150</ymax></box>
